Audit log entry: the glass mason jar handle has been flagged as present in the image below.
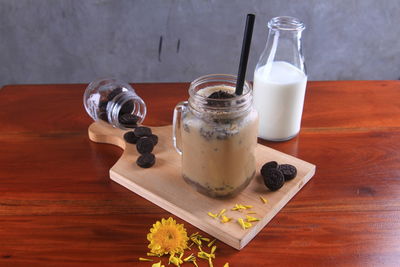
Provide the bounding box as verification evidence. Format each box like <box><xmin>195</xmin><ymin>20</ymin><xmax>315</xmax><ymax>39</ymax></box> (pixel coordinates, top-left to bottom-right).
<box><xmin>172</xmin><ymin>101</ymin><xmax>188</xmax><ymax>155</ymax></box>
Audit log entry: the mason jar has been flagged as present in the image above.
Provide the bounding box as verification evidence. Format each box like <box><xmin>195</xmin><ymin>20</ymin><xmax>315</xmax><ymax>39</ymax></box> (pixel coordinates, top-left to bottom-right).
<box><xmin>172</xmin><ymin>74</ymin><xmax>258</xmax><ymax>198</ymax></box>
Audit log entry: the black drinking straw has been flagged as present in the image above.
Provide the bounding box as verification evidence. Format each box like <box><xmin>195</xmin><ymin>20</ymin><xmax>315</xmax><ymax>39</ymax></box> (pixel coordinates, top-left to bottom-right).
<box><xmin>235</xmin><ymin>13</ymin><xmax>255</xmax><ymax>96</ymax></box>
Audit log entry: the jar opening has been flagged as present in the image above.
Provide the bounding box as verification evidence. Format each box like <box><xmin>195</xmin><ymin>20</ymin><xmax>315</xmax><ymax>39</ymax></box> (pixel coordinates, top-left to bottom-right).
<box><xmin>268</xmin><ymin>16</ymin><xmax>305</xmax><ymax>31</ymax></box>
<box><xmin>187</xmin><ymin>74</ymin><xmax>253</xmax><ymax>120</ymax></box>
<box><xmin>189</xmin><ymin>74</ymin><xmax>252</xmax><ymax>108</ymax></box>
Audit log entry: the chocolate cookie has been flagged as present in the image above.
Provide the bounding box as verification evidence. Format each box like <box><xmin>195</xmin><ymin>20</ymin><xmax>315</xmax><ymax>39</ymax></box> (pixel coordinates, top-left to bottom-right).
<box><xmin>123</xmin><ymin>131</ymin><xmax>139</xmax><ymax>144</ymax></box>
<box><xmin>136</xmin><ymin>137</ymin><xmax>154</xmax><ymax>154</ymax></box>
<box><xmin>263</xmin><ymin>169</ymin><xmax>285</xmax><ymax>191</ymax></box>
<box><xmin>107</xmin><ymin>87</ymin><xmax>123</xmax><ymax>101</ymax></box>
<box><xmin>208</xmin><ymin>90</ymin><xmax>235</xmax><ymax>99</ymax></box>
<box><xmin>260</xmin><ymin>161</ymin><xmax>278</xmax><ymax>177</ymax></box>
<box><xmin>119</xmin><ymin>101</ymin><xmax>134</xmax><ymax>116</ymax></box>
<box><xmin>207</xmin><ymin>90</ymin><xmax>235</xmax><ymax>107</ymax></box>
<box><xmin>148</xmin><ymin>134</ymin><xmax>158</xmax><ymax>146</ymax></box>
<box><xmin>119</xmin><ymin>113</ymin><xmax>139</xmax><ymax>127</ymax></box>
<box><xmin>278</xmin><ymin>164</ymin><xmax>297</xmax><ymax>181</ymax></box>
<box><xmin>134</xmin><ymin>126</ymin><xmax>152</xmax><ymax>137</ymax></box>
<box><xmin>136</xmin><ymin>153</ymin><xmax>155</xmax><ymax>168</ymax></box>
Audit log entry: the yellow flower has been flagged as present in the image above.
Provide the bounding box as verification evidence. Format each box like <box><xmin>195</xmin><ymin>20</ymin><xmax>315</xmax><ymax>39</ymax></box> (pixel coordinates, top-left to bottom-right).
<box><xmin>147</xmin><ymin>217</ymin><xmax>189</xmax><ymax>255</ymax></box>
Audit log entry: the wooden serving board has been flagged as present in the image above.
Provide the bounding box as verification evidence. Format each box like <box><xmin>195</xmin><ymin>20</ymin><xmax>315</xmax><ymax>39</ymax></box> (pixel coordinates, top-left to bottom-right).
<box><xmin>88</xmin><ymin>121</ymin><xmax>316</xmax><ymax>250</ymax></box>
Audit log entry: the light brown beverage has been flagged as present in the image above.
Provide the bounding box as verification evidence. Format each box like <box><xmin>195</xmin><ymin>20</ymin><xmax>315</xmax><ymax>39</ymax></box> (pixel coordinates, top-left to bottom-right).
<box><xmin>180</xmin><ymin>85</ymin><xmax>258</xmax><ymax>197</ymax></box>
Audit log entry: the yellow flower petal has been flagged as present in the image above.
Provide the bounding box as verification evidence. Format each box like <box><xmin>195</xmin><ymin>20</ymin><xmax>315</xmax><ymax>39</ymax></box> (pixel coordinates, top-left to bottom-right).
<box><xmin>169</xmin><ymin>254</ymin><xmax>183</xmax><ymax>266</ymax></box>
<box><xmin>246</xmin><ymin>215</ymin><xmax>260</xmax><ymax>222</ymax></box>
<box><xmin>208</xmin><ymin>257</ymin><xmax>214</xmax><ymax>267</ymax></box>
<box><xmin>217</xmin><ymin>209</ymin><xmax>226</xmax><ymax>217</ymax></box>
<box><xmin>232</xmin><ymin>204</ymin><xmax>253</xmax><ymax>211</ymax></box>
<box><xmin>238</xmin><ymin>218</ymin><xmax>252</xmax><ymax>229</ymax></box>
<box><xmin>139</xmin><ymin>257</ymin><xmax>153</xmax><ymax>261</ymax></box>
<box><xmin>220</xmin><ymin>215</ymin><xmax>232</xmax><ymax>223</ymax></box>
<box><xmin>207</xmin><ymin>239</ymin><xmax>216</xmax><ymax>247</ymax></box>
<box><xmin>183</xmin><ymin>253</ymin><xmax>195</xmax><ymax>262</ymax></box>
<box><xmin>152</xmin><ymin>261</ymin><xmax>165</xmax><ymax>267</ymax></box>
<box><xmin>223</xmin><ymin>263</ymin><xmax>230</xmax><ymax>267</ymax></box>
<box><xmin>198</xmin><ymin>251</ymin><xmax>212</xmax><ymax>260</ymax></box>
<box><xmin>208</xmin><ymin>212</ymin><xmax>218</xmax><ymax>219</ymax></box>
<box><xmin>260</xmin><ymin>196</ymin><xmax>268</xmax><ymax>204</ymax></box>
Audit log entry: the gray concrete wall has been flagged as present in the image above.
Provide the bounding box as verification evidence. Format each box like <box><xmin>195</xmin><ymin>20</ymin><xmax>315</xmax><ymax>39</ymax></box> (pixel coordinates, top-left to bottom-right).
<box><xmin>0</xmin><ymin>0</ymin><xmax>399</xmax><ymax>86</ymax></box>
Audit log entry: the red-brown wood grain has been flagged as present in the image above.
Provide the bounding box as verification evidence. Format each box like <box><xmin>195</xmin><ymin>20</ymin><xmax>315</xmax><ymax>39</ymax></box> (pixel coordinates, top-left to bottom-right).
<box><xmin>1</xmin><ymin>81</ymin><xmax>400</xmax><ymax>266</ymax></box>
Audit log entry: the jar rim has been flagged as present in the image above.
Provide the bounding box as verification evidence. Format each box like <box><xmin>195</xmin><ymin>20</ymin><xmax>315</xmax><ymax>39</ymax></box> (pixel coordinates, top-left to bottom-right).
<box><xmin>268</xmin><ymin>16</ymin><xmax>305</xmax><ymax>31</ymax></box>
<box><xmin>189</xmin><ymin>74</ymin><xmax>252</xmax><ymax>103</ymax></box>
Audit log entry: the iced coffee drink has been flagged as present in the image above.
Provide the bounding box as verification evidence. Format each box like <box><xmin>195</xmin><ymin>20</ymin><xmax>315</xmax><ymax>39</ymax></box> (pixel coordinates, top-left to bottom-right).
<box><xmin>172</xmin><ymin>75</ymin><xmax>258</xmax><ymax>198</ymax></box>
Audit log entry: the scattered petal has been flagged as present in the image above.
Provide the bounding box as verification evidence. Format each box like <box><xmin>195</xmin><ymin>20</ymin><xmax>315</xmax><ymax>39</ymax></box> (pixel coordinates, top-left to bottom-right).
<box><xmin>231</xmin><ymin>204</ymin><xmax>253</xmax><ymax>211</ymax></box>
<box><xmin>207</xmin><ymin>239</ymin><xmax>216</xmax><ymax>247</ymax></box>
<box><xmin>220</xmin><ymin>215</ymin><xmax>232</xmax><ymax>223</ymax></box>
<box><xmin>147</xmin><ymin>252</ymin><xmax>160</xmax><ymax>257</ymax></box>
<box><xmin>139</xmin><ymin>257</ymin><xmax>153</xmax><ymax>261</ymax></box>
<box><xmin>183</xmin><ymin>253</ymin><xmax>195</xmax><ymax>262</ymax></box>
<box><xmin>208</xmin><ymin>212</ymin><xmax>218</xmax><ymax>219</ymax></box>
<box><xmin>246</xmin><ymin>215</ymin><xmax>260</xmax><ymax>222</ymax></box>
<box><xmin>208</xmin><ymin>256</ymin><xmax>214</xmax><ymax>267</ymax></box>
<box><xmin>238</xmin><ymin>218</ymin><xmax>252</xmax><ymax>229</ymax></box>
<box><xmin>152</xmin><ymin>261</ymin><xmax>165</xmax><ymax>267</ymax></box>
<box><xmin>198</xmin><ymin>251</ymin><xmax>210</xmax><ymax>260</ymax></box>
<box><xmin>169</xmin><ymin>254</ymin><xmax>183</xmax><ymax>266</ymax></box>
<box><xmin>217</xmin><ymin>209</ymin><xmax>226</xmax><ymax>217</ymax></box>
<box><xmin>260</xmin><ymin>196</ymin><xmax>268</xmax><ymax>204</ymax></box>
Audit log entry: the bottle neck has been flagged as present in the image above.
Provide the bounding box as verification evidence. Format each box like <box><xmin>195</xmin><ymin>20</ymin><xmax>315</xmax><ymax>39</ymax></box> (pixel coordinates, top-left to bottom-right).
<box><xmin>257</xmin><ymin>16</ymin><xmax>306</xmax><ymax>74</ymax></box>
<box><xmin>107</xmin><ymin>91</ymin><xmax>146</xmax><ymax>129</ymax></box>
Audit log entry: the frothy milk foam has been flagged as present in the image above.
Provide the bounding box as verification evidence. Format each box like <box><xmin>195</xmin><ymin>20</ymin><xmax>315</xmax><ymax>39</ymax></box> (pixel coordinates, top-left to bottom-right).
<box><xmin>253</xmin><ymin>61</ymin><xmax>307</xmax><ymax>141</ymax></box>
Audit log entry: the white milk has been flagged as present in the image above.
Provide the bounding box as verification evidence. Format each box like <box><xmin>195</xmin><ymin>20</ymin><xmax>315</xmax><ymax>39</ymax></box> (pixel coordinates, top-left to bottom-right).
<box><xmin>253</xmin><ymin>61</ymin><xmax>307</xmax><ymax>141</ymax></box>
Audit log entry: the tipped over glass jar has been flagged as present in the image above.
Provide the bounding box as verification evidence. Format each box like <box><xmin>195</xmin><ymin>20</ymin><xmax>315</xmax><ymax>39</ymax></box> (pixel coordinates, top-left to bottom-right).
<box><xmin>83</xmin><ymin>78</ymin><xmax>147</xmax><ymax>129</ymax></box>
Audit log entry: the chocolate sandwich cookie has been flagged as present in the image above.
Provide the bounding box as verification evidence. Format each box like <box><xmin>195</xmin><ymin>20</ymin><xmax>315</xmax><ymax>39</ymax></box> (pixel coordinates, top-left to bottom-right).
<box><xmin>136</xmin><ymin>137</ymin><xmax>154</xmax><ymax>154</ymax></box>
<box><xmin>119</xmin><ymin>113</ymin><xmax>139</xmax><ymax>127</ymax></box>
<box><xmin>207</xmin><ymin>90</ymin><xmax>235</xmax><ymax>107</ymax></box>
<box><xmin>107</xmin><ymin>87</ymin><xmax>123</xmax><ymax>101</ymax></box>
<box><xmin>148</xmin><ymin>134</ymin><xmax>158</xmax><ymax>146</ymax></box>
<box><xmin>119</xmin><ymin>101</ymin><xmax>134</xmax><ymax>116</ymax></box>
<box><xmin>260</xmin><ymin>161</ymin><xmax>278</xmax><ymax>177</ymax></box>
<box><xmin>278</xmin><ymin>164</ymin><xmax>297</xmax><ymax>181</ymax></box>
<box><xmin>123</xmin><ymin>131</ymin><xmax>140</xmax><ymax>144</ymax></box>
<box><xmin>263</xmin><ymin>169</ymin><xmax>285</xmax><ymax>191</ymax></box>
<box><xmin>136</xmin><ymin>153</ymin><xmax>155</xmax><ymax>168</ymax></box>
<box><xmin>134</xmin><ymin>126</ymin><xmax>152</xmax><ymax>137</ymax></box>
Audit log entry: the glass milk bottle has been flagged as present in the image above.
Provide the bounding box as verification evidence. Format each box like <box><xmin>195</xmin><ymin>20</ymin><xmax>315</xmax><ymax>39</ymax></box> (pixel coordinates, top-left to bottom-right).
<box><xmin>253</xmin><ymin>16</ymin><xmax>307</xmax><ymax>141</ymax></box>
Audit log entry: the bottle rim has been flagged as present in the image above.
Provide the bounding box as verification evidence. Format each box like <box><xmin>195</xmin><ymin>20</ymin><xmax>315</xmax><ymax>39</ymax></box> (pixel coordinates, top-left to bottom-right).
<box><xmin>268</xmin><ymin>16</ymin><xmax>305</xmax><ymax>31</ymax></box>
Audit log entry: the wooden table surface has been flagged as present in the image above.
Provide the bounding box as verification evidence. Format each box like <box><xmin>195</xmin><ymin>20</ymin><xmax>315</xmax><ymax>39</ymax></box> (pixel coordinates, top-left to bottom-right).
<box><xmin>0</xmin><ymin>81</ymin><xmax>399</xmax><ymax>266</ymax></box>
